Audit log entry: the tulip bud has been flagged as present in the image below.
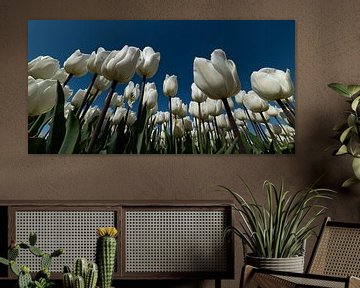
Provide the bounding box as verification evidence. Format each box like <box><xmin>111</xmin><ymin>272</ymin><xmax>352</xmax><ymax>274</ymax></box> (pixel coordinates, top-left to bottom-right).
<box><xmin>71</xmin><ymin>89</ymin><xmax>87</xmax><ymax>108</ymax></box>
<box><xmin>136</xmin><ymin>46</ymin><xmax>161</xmax><ymax>78</ymax></box>
<box><xmin>28</xmin><ymin>56</ymin><xmax>60</xmax><ymax>79</ymax></box>
<box><xmin>111</xmin><ymin>92</ymin><xmax>124</xmax><ymax>108</ymax></box>
<box><xmin>64</xmin><ymin>102</ymin><xmax>74</xmax><ymax>119</ymax></box>
<box><xmin>251</xmin><ymin>68</ymin><xmax>294</xmax><ymax>100</ymax></box>
<box><xmin>94</xmin><ymin>75</ymin><xmax>111</xmax><ymax>91</ymax></box>
<box><xmin>28</xmin><ymin>76</ymin><xmax>58</xmax><ymax>116</ymax></box>
<box><xmin>216</xmin><ymin>114</ymin><xmax>230</xmax><ymax>129</ymax></box>
<box><xmin>87</xmin><ymin>47</ymin><xmax>111</xmax><ymax>75</ymax></box>
<box><xmin>193</xmin><ymin>49</ymin><xmax>241</xmax><ymax>100</ymax></box>
<box><xmin>101</xmin><ymin>45</ymin><xmax>141</xmax><ymax>83</ymax></box>
<box><xmin>235</xmin><ymin>90</ymin><xmax>246</xmax><ymax>105</ymax></box>
<box><xmin>170</xmin><ymin>97</ymin><xmax>182</xmax><ymax>115</ymax></box>
<box><xmin>112</xmin><ymin>107</ymin><xmax>127</xmax><ymax>125</ymax></box>
<box><xmin>64</xmin><ymin>49</ymin><xmax>90</xmax><ymax>77</ymax></box>
<box><xmin>243</xmin><ymin>91</ymin><xmax>269</xmax><ymax>113</ymax></box>
<box><xmin>124</xmin><ymin>81</ymin><xmax>140</xmax><ymax>108</ymax></box>
<box><xmin>84</xmin><ymin>106</ymin><xmax>101</xmax><ymax>124</ymax></box>
<box><xmin>206</xmin><ymin>98</ymin><xmax>222</xmax><ymax>116</ymax></box>
<box><xmin>234</xmin><ymin>108</ymin><xmax>248</xmax><ymax>121</ymax></box>
<box><xmin>143</xmin><ymin>82</ymin><xmax>158</xmax><ymax>110</ymax></box>
<box><xmin>127</xmin><ymin>111</ymin><xmax>137</xmax><ymax>126</ymax></box>
<box><xmin>266</xmin><ymin>105</ymin><xmax>280</xmax><ymax>117</ymax></box>
<box><xmin>51</xmin><ymin>68</ymin><xmax>69</xmax><ymax>84</ymax></box>
<box><xmin>173</xmin><ymin>119</ymin><xmax>185</xmax><ymax>138</ymax></box>
<box><xmin>163</xmin><ymin>74</ymin><xmax>178</xmax><ymax>97</ymax></box>
<box><xmin>183</xmin><ymin>116</ymin><xmax>193</xmax><ymax>131</ymax></box>
<box><xmin>191</xmin><ymin>83</ymin><xmax>207</xmax><ymax>103</ymax></box>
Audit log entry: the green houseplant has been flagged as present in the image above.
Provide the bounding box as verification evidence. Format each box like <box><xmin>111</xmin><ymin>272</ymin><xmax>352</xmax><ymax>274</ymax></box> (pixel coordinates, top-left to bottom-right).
<box><xmin>221</xmin><ymin>179</ymin><xmax>334</xmax><ymax>272</ymax></box>
<box><xmin>328</xmin><ymin>83</ymin><xmax>360</xmax><ymax>187</ymax></box>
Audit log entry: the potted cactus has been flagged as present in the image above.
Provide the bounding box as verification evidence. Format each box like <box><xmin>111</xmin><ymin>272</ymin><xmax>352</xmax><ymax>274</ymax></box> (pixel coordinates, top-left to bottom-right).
<box><xmin>96</xmin><ymin>227</ymin><xmax>118</xmax><ymax>288</ymax></box>
<box><xmin>0</xmin><ymin>232</ymin><xmax>63</xmax><ymax>288</ymax></box>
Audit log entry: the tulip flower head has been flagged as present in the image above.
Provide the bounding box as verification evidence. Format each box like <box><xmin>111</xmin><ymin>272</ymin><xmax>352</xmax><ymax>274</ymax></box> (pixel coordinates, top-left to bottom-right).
<box><xmin>143</xmin><ymin>82</ymin><xmax>158</xmax><ymax>110</ymax></box>
<box><xmin>173</xmin><ymin>119</ymin><xmax>185</xmax><ymax>138</ymax></box>
<box><xmin>163</xmin><ymin>74</ymin><xmax>178</xmax><ymax>97</ymax></box>
<box><xmin>28</xmin><ymin>76</ymin><xmax>58</xmax><ymax>116</ymax></box>
<box><xmin>124</xmin><ymin>81</ymin><xmax>140</xmax><ymax>108</ymax></box>
<box><xmin>170</xmin><ymin>97</ymin><xmax>183</xmax><ymax>115</ymax></box>
<box><xmin>71</xmin><ymin>89</ymin><xmax>87</xmax><ymax>108</ymax></box>
<box><xmin>111</xmin><ymin>92</ymin><xmax>124</xmax><ymax>108</ymax></box>
<box><xmin>28</xmin><ymin>56</ymin><xmax>60</xmax><ymax>79</ymax></box>
<box><xmin>101</xmin><ymin>45</ymin><xmax>141</xmax><ymax>83</ymax></box>
<box><xmin>193</xmin><ymin>49</ymin><xmax>241</xmax><ymax>100</ymax></box>
<box><xmin>136</xmin><ymin>46</ymin><xmax>161</xmax><ymax>79</ymax></box>
<box><xmin>51</xmin><ymin>68</ymin><xmax>69</xmax><ymax>84</ymax></box>
<box><xmin>64</xmin><ymin>49</ymin><xmax>90</xmax><ymax>77</ymax></box>
<box><xmin>251</xmin><ymin>68</ymin><xmax>294</xmax><ymax>100</ymax></box>
<box><xmin>87</xmin><ymin>47</ymin><xmax>111</xmax><ymax>75</ymax></box>
<box><xmin>235</xmin><ymin>90</ymin><xmax>246</xmax><ymax>105</ymax></box>
<box><xmin>94</xmin><ymin>75</ymin><xmax>111</xmax><ymax>91</ymax></box>
<box><xmin>112</xmin><ymin>107</ymin><xmax>127</xmax><ymax>125</ymax></box>
<box><xmin>234</xmin><ymin>108</ymin><xmax>248</xmax><ymax>121</ymax></box>
<box><xmin>243</xmin><ymin>90</ymin><xmax>269</xmax><ymax>113</ymax></box>
<box><xmin>191</xmin><ymin>82</ymin><xmax>207</xmax><ymax>103</ymax></box>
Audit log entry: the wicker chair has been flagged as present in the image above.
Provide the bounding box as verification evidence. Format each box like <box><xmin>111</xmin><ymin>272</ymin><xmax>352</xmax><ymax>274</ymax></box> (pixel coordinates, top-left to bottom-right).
<box><xmin>241</xmin><ymin>217</ymin><xmax>360</xmax><ymax>288</ymax></box>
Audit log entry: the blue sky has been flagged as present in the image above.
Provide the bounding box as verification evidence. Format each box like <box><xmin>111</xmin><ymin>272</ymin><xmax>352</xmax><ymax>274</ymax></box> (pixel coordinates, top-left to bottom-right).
<box><xmin>28</xmin><ymin>20</ymin><xmax>295</xmax><ymax>112</ymax></box>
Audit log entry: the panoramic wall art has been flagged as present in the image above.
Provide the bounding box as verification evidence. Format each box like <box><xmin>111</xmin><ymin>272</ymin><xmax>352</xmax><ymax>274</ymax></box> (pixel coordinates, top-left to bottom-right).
<box><xmin>28</xmin><ymin>20</ymin><xmax>295</xmax><ymax>154</ymax></box>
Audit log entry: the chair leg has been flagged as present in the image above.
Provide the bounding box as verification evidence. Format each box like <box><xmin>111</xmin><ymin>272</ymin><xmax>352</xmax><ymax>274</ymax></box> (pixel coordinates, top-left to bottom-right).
<box><xmin>215</xmin><ymin>278</ymin><xmax>221</xmax><ymax>288</ymax></box>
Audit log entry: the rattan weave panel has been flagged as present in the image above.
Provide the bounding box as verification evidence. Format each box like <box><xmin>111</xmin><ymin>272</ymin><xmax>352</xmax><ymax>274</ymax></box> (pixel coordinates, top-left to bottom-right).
<box><xmin>125</xmin><ymin>210</ymin><xmax>227</xmax><ymax>273</ymax></box>
<box><xmin>310</xmin><ymin>226</ymin><xmax>360</xmax><ymax>277</ymax></box>
<box><xmin>277</xmin><ymin>275</ymin><xmax>345</xmax><ymax>288</ymax></box>
<box><xmin>15</xmin><ymin>211</ymin><xmax>115</xmax><ymax>272</ymax></box>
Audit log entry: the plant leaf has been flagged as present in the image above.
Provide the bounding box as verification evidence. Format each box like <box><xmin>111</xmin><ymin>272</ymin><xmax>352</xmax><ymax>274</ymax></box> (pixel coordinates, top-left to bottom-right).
<box><xmin>340</xmin><ymin>126</ymin><xmax>353</xmax><ymax>143</ymax></box>
<box><xmin>351</xmin><ymin>96</ymin><xmax>360</xmax><ymax>111</ymax></box>
<box><xmin>336</xmin><ymin>144</ymin><xmax>348</xmax><ymax>155</ymax></box>
<box><xmin>342</xmin><ymin>177</ymin><xmax>360</xmax><ymax>188</ymax></box>
<box><xmin>58</xmin><ymin>110</ymin><xmax>80</xmax><ymax>154</ymax></box>
<box><xmin>328</xmin><ymin>83</ymin><xmax>351</xmax><ymax>97</ymax></box>
<box><xmin>46</xmin><ymin>81</ymin><xmax>65</xmax><ymax>153</ymax></box>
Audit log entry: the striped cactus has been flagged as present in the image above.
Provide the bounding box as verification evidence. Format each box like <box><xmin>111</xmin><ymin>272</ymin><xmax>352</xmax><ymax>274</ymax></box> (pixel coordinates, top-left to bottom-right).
<box><xmin>96</xmin><ymin>227</ymin><xmax>118</xmax><ymax>288</ymax></box>
<box><xmin>74</xmin><ymin>258</ymin><xmax>88</xmax><ymax>279</ymax></box>
<box><xmin>73</xmin><ymin>275</ymin><xmax>85</xmax><ymax>288</ymax></box>
<box><xmin>85</xmin><ymin>262</ymin><xmax>98</xmax><ymax>288</ymax></box>
<box><xmin>63</xmin><ymin>272</ymin><xmax>74</xmax><ymax>288</ymax></box>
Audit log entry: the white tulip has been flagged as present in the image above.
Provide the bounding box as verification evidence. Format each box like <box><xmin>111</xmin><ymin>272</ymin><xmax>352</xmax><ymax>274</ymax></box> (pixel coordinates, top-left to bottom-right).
<box><xmin>155</xmin><ymin>111</ymin><xmax>166</xmax><ymax>124</ymax></box>
<box><xmin>183</xmin><ymin>116</ymin><xmax>193</xmax><ymax>131</ymax></box>
<box><xmin>101</xmin><ymin>45</ymin><xmax>140</xmax><ymax>83</ymax></box>
<box><xmin>235</xmin><ymin>90</ymin><xmax>246</xmax><ymax>105</ymax></box>
<box><xmin>28</xmin><ymin>76</ymin><xmax>58</xmax><ymax>116</ymax></box>
<box><xmin>216</xmin><ymin>114</ymin><xmax>230</xmax><ymax>129</ymax></box>
<box><xmin>84</xmin><ymin>106</ymin><xmax>101</xmax><ymax>124</ymax></box>
<box><xmin>243</xmin><ymin>90</ymin><xmax>269</xmax><ymax>113</ymax></box>
<box><xmin>64</xmin><ymin>102</ymin><xmax>74</xmax><ymax>119</ymax></box>
<box><xmin>206</xmin><ymin>98</ymin><xmax>222</xmax><ymax>116</ymax></box>
<box><xmin>221</xmin><ymin>97</ymin><xmax>234</xmax><ymax>110</ymax></box>
<box><xmin>234</xmin><ymin>108</ymin><xmax>248</xmax><ymax>121</ymax></box>
<box><xmin>136</xmin><ymin>46</ymin><xmax>161</xmax><ymax>78</ymax></box>
<box><xmin>163</xmin><ymin>74</ymin><xmax>178</xmax><ymax>97</ymax></box>
<box><xmin>249</xmin><ymin>111</ymin><xmax>269</xmax><ymax>123</ymax></box>
<box><xmin>112</xmin><ymin>107</ymin><xmax>127</xmax><ymax>125</ymax></box>
<box><xmin>71</xmin><ymin>89</ymin><xmax>87</xmax><ymax>108</ymax></box>
<box><xmin>64</xmin><ymin>49</ymin><xmax>90</xmax><ymax>77</ymax></box>
<box><xmin>251</xmin><ymin>68</ymin><xmax>294</xmax><ymax>100</ymax></box>
<box><xmin>63</xmin><ymin>85</ymin><xmax>73</xmax><ymax>99</ymax></box>
<box><xmin>191</xmin><ymin>83</ymin><xmax>207</xmax><ymax>103</ymax></box>
<box><xmin>170</xmin><ymin>97</ymin><xmax>182</xmax><ymax>115</ymax></box>
<box><xmin>87</xmin><ymin>47</ymin><xmax>111</xmax><ymax>75</ymax></box>
<box><xmin>28</xmin><ymin>56</ymin><xmax>60</xmax><ymax>79</ymax></box>
<box><xmin>173</xmin><ymin>119</ymin><xmax>185</xmax><ymax>138</ymax></box>
<box><xmin>127</xmin><ymin>111</ymin><xmax>137</xmax><ymax>126</ymax></box>
<box><xmin>179</xmin><ymin>103</ymin><xmax>188</xmax><ymax>118</ymax></box>
<box><xmin>266</xmin><ymin>105</ymin><xmax>280</xmax><ymax>117</ymax></box>
<box><xmin>164</xmin><ymin>112</ymin><xmax>170</xmax><ymax>122</ymax></box>
<box><xmin>51</xmin><ymin>68</ymin><xmax>69</xmax><ymax>84</ymax></box>
<box><xmin>143</xmin><ymin>82</ymin><xmax>158</xmax><ymax>110</ymax></box>
<box><xmin>124</xmin><ymin>81</ymin><xmax>140</xmax><ymax>107</ymax></box>
<box><xmin>111</xmin><ymin>92</ymin><xmax>124</xmax><ymax>107</ymax></box>
<box><xmin>193</xmin><ymin>49</ymin><xmax>240</xmax><ymax>100</ymax></box>
<box><xmin>94</xmin><ymin>75</ymin><xmax>111</xmax><ymax>91</ymax></box>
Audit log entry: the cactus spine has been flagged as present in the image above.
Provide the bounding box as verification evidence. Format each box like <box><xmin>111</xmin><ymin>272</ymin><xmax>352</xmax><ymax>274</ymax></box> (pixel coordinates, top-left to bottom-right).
<box><xmin>85</xmin><ymin>262</ymin><xmax>98</xmax><ymax>288</ymax></box>
<box><xmin>96</xmin><ymin>227</ymin><xmax>118</xmax><ymax>288</ymax></box>
<box><xmin>74</xmin><ymin>258</ymin><xmax>88</xmax><ymax>279</ymax></box>
<box><xmin>63</xmin><ymin>272</ymin><xmax>74</xmax><ymax>288</ymax></box>
<box><xmin>18</xmin><ymin>269</ymin><xmax>32</xmax><ymax>288</ymax></box>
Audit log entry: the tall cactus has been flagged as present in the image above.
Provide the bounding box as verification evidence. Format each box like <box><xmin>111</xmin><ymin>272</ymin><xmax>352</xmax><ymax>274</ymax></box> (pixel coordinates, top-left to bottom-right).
<box><xmin>85</xmin><ymin>262</ymin><xmax>98</xmax><ymax>288</ymax></box>
<box><xmin>73</xmin><ymin>275</ymin><xmax>85</xmax><ymax>288</ymax></box>
<box><xmin>74</xmin><ymin>258</ymin><xmax>88</xmax><ymax>279</ymax></box>
<box><xmin>96</xmin><ymin>227</ymin><xmax>118</xmax><ymax>288</ymax></box>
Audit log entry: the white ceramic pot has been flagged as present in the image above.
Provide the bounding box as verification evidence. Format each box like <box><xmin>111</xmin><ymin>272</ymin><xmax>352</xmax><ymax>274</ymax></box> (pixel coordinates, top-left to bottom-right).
<box><xmin>245</xmin><ymin>254</ymin><xmax>305</xmax><ymax>273</ymax></box>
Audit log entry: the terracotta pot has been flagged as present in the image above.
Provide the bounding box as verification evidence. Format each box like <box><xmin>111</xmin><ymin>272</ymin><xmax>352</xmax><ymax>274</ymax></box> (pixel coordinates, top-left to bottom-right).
<box><xmin>245</xmin><ymin>254</ymin><xmax>305</xmax><ymax>273</ymax></box>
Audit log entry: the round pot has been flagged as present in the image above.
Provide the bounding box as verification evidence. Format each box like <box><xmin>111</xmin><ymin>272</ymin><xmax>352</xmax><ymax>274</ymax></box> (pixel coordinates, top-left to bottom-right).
<box><xmin>245</xmin><ymin>254</ymin><xmax>304</xmax><ymax>273</ymax></box>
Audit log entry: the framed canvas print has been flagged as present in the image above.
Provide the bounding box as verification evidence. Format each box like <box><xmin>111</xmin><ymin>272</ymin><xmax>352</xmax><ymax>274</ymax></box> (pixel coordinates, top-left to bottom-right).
<box><xmin>28</xmin><ymin>20</ymin><xmax>295</xmax><ymax>154</ymax></box>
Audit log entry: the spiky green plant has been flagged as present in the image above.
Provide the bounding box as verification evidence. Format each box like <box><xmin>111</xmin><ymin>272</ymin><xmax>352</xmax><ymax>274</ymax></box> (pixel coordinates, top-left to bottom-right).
<box><xmin>221</xmin><ymin>179</ymin><xmax>335</xmax><ymax>258</ymax></box>
<box><xmin>63</xmin><ymin>260</ymin><xmax>98</xmax><ymax>288</ymax></box>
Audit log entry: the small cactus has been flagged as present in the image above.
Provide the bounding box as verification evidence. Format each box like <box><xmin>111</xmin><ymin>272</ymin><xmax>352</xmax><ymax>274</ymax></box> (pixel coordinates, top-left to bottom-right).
<box><xmin>74</xmin><ymin>275</ymin><xmax>85</xmax><ymax>288</ymax></box>
<box><xmin>96</xmin><ymin>227</ymin><xmax>118</xmax><ymax>288</ymax></box>
<box><xmin>18</xmin><ymin>268</ymin><xmax>32</xmax><ymax>288</ymax></box>
<box><xmin>29</xmin><ymin>232</ymin><xmax>37</xmax><ymax>246</ymax></box>
<box><xmin>63</xmin><ymin>259</ymin><xmax>98</xmax><ymax>288</ymax></box>
<box><xmin>41</xmin><ymin>253</ymin><xmax>52</xmax><ymax>270</ymax></box>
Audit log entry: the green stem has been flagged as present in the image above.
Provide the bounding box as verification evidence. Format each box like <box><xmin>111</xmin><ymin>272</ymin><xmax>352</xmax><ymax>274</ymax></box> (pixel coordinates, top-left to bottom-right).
<box><xmin>80</xmin><ymin>90</ymin><xmax>100</xmax><ymax>121</ymax></box>
<box><xmin>76</xmin><ymin>73</ymin><xmax>98</xmax><ymax>118</ymax></box>
<box><xmin>277</xmin><ymin>99</ymin><xmax>295</xmax><ymax>127</ymax></box>
<box><xmin>136</xmin><ymin>75</ymin><xmax>147</xmax><ymax>122</ymax></box>
<box><xmin>260</xmin><ymin>112</ymin><xmax>277</xmax><ymax>142</ymax></box>
<box><xmin>63</xmin><ymin>74</ymin><xmax>73</xmax><ymax>86</ymax></box>
<box><xmin>222</xmin><ymin>98</ymin><xmax>246</xmax><ymax>153</ymax></box>
<box><xmin>87</xmin><ymin>81</ymin><xmax>117</xmax><ymax>153</ymax></box>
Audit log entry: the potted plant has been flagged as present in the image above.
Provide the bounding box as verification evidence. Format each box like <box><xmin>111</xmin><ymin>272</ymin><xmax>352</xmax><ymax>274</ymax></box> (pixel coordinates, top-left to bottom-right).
<box><xmin>328</xmin><ymin>83</ymin><xmax>360</xmax><ymax>187</ymax></box>
<box><xmin>221</xmin><ymin>179</ymin><xmax>334</xmax><ymax>273</ymax></box>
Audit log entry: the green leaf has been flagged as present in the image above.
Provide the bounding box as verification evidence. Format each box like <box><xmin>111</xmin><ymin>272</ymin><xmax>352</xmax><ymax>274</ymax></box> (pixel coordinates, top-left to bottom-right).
<box><xmin>342</xmin><ymin>177</ymin><xmax>360</xmax><ymax>188</ymax></box>
<box><xmin>46</xmin><ymin>81</ymin><xmax>65</xmax><ymax>153</ymax></box>
<box><xmin>347</xmin><ymin>85</ymin><xmax>360</xmax><ymax>97</ymax></box>
<box><xmin>58</xmin><ymin>110</ymin><xmax>80</xmax><ymax>154</ymax></box>
<box><xmin>335</xmin><ymin>144</ymin><xmax>348</xmax><ymax>155</ymax></box>
<box><xmin>340</xmin><ymin>126</ymin><xmax>353</xmax><ymax>143</ymax></box>
<box><xmin>0</xmin><ymin>257</ymin><xmax>9</xmax><ymax>266</ymax></box>
<box><xmin>28</xmin><ymin>137</ymin><xmax>46</xmax><ymax>154</ymax></box>
<box><xmin>351</xmin><ymin>96</ymin><xmax>360</xmax><ymax>111</ymax></box>
<box><xmin>328</xmin><ymin>83</ymin><xmax>351</xmax><ymax>97</ymax></box>
<box><xmin>28</xmin><ymin>113</ymin><xmax>47</xmax><ymax>137</ymax></box>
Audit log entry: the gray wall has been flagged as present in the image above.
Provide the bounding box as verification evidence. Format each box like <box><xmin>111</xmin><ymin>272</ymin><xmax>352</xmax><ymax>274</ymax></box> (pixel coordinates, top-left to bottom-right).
<box><xmin>1</xmin><ymin>1</ymin><xmax>359</xmax><ymax>287</ymax></box>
